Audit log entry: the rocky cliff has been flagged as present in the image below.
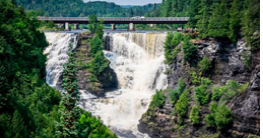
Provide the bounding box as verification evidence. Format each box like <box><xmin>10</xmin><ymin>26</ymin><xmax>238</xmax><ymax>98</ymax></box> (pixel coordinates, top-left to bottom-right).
<box><xmin>138</xmin><ymin>38</ymin><xmax>259</xmax><ymax>138</ymax></box>
<box><xmin>75</xmin><ymin>33</ymin><xmax>117</xmax><ymax>95</ymax></box>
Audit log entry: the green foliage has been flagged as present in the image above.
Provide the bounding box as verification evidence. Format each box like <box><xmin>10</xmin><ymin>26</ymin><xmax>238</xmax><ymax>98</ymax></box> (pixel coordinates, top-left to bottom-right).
<box><xmin>189</xmin><ymin>105</ymin><xmax>200</xmax><ymax>124</ymax></box>
<box><xmin>151</xmin><ymin>90</ymin><xmax>166</xmax><ymax>108</ymax></box>
<box><xmin>89</xmin><ymin>34</ymin><xmax>103</xmax><ymax>57</ymax></box>
<box><xmin>194</xmin><ymin>78</ymin><xmax>212</xmax><ymax>105</ymax></box>
<box><xmin>175</xmin><ymin>88</ymin><xmax>190</xmax><ymax>124</ymax></box>
<box><xmin>204</xmin><ymin>113</ymin><xmax>216</xmax><ymax>127</ymax></box>
<box><xmin>0</xmin><ymin>1</ymin><xmax>62</xmax><ymax>137</ymax></box>
<box><xmin>56</xmin><ymin>44</ymin><xmax>80</xmax><ymax>138</ymax></box>
<box><xmin>198</xmin><ymin>56</ymin><xmax>212</xmax><ymax>73</ymax></box>
<box><xmin>209</xmin><ymin>101</ymin><xmax>218</xmax><ymax>113</ymax></box>
<box><xmin>242</xmin><ymin>51</ymin><xmax>251</xmax><ymax>68</ymax></box>
<box><xmin>211</xmin><ymin>87</ymin><xmax>225</xmax><ymax>101</ymax></box>
<box><xmin>182</xmin><ymin>36</ymin><xmax>197</xmax><ymax>62</ymax></box>
<box><xmin>242</xmin><ymin>0</ymin><xmax>260</xmax><ymax>49</ymax></box>
<box><xmin>169</xmin><ymin>77</ymin><xmax>186</xmax><ymax>105</ymax></box>
<box><xmin>219</xmin><ymin>80</ymin><xmax>249</xmax><ymax>102</ymax></box>
<box><xmin>77</xmin><ymin>110</ymin><xmax>117</xmax><ymax>138</ymax></box>
<box><xmin>208</xmin><ymin>0</ymin><xmax>230</xmax><ymax>39</ymax></box>
<box><xmin>16</xmin><ymin>0</ymin><xmax>157</xmax><ymax>17</ymax></box>
<box><xmin>164</xmin><ymin>32</ymin><xmax>182</xmax><ymax>64</ymax></box>
<box><xmin>214</xmin><ymin>105</ymin><xmax>233</xmax><ymax>130</ymax></box>
<box><xmin>88</xmin><ymin>51</ymin><xmax>109</xmax><ymax>76</ymax></box>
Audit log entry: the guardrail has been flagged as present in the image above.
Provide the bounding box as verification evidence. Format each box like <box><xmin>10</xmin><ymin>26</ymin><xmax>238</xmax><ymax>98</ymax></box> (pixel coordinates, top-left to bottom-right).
<box><xmin>38</xmin><ymin>17</ymin><xmax>189</xmax><ymax>22</ymax></box>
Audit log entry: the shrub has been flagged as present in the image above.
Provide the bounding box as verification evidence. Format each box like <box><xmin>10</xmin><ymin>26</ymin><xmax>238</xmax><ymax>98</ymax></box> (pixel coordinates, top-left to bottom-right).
<box><xmin>151</xmin><ymin>90</ymin><xmax>166</xmax><ymax>108</ymax></box>
<box><xmin>194</xmin><ymin>78</ymin><xmax>211</xmax><ymax>105</ymax></box>
<box><xmin>178</xmin><ymin>77</ymin><xmax>186</xmax><ymax>94</ymax></box>
<box><xmin>164</xmin><ymin>33</ymin><xmax>182</xmax><ymax>64</ymax></box>
<box><xmin>169</xmin><ymin>77</ymin><xmax>186</xmax><ymax>105</ymax></box>
<box><xmin>191</xmin><ymin>71</ymin><xmax>202</xmax><ymax>85</ymax></box>
<box><xmin>214</xmin><ymin>105</ymin><xmax>233</xmax><ymax>130</ymax></box>
<box><xmin>209</xmin><ymin>101</ymin><xmax>218</xmax><ymax>113</ymax></box>
<box><xmin>182</xmin><ymin>36</ymin><xmax>197</xmax><ymax>61</ymax></box>
<box><xmin>176</xmin><ymin>88</ymin><xmax>190</xmax><ymax>123</ymax></box>
<box><xmin>204</xmin><ymin>113</ymin><xmax>216</xmax><ymax>127</ymax></box>
<box><xmin>189</xmin><ymin>105</ymin><xmax>200</xmax><ymax>125</ymax></box>
<box><xmin>198</xmin><ymin>56</ymin><xmax>212</xmax><ymax>73</ymax></box>
<box><xmin>212</xmin><ymin>86</ymin><xmax>225</xmax><ymax>101</ymax></box>
<box><xmin>169</xmin><ymin>89</ymin><xmax>179</xmax><ymax>105</ymax></box>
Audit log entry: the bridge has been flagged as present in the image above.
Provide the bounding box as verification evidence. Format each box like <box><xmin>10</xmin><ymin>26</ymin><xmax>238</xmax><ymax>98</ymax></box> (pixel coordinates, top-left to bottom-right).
<box><xmin>38</xmin><ymin>17</ymin><xmax>189</xmax><ymax>31</ymax></box>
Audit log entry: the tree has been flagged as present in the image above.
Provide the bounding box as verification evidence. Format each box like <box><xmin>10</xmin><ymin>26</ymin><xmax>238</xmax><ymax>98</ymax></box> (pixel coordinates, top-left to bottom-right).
<box><xmin>198</xmin><ymin>56</ymin><xmax>212</xmax><ymax>73</ymax></box>
<box><xmin>182</xmin><ymin>36</ymin><xmax>197</xmax><ymax>61</ymax></box>
<box><xmin>175</xmin><ymin>88</ymin><xmax>190</xmax><ymax>124</ymax></box>
<box><xmin>229</xmin><ymin>0</ymin><xmax>243</xmax><ymax>42</ymax></box>
<box><xmin>208</xmin><ymin>0</ymin><xmax>230</xmax><ymax>39</ymax></box>
<box><xmin>188</xmin><ymin>0</ymin><xmax>201</xmax><ymax>28</ymax></box>
<box><xmin>190</xmin><ymin>105</ymin><xmax>200</xmax><ymax>124</ymax></box>
<box><xmin>56</xmin><ymin>44</ymin><xmax>80</xmax><ymax>138</ymax></box>
<box><xmin>88</xmin><ymin>14</ymin><xmax>98</xmax><ymax>33</ymax></box>
<box><xmin>215</xmin><ymin>105</ymin><xmax>233</xmax><ymax>130</ymax></box>
<box><xmin>89</xmin><ymin>34</ymin><xmax>103</xmax><ymax>57</ymax></box>
<box><xmin>242</xmin><ymin>0</ymin><xmax>260</xmax><ymax>49</ymax></box>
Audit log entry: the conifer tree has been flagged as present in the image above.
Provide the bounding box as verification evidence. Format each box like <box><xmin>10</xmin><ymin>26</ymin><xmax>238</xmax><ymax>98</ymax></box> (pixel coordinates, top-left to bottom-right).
<box><xmin>229</xmin><ymin>0</ymin><xmax>243</xmax><ymax>41</ymax></box>
<box><xmin>56</xmin><ymin>44</ymin><xmax>80</xmax><ymax>138</ymax></box>
<box><xmin>208</xmin><ymin>0</ymin><xmax>230</xmax><ymax>39</ymax></box>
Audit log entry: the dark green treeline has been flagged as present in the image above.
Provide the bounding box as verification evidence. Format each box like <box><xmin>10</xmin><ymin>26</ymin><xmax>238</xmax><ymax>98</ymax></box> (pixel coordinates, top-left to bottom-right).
<box><xmin>148</xmin><ymin>0</ymin><xmax>259</xmax><ymax>47</ymax></box>
<box><xmin>0</xmin><ymin>0</ymin><xmax>116</xmax><ymax>137</ymax></box>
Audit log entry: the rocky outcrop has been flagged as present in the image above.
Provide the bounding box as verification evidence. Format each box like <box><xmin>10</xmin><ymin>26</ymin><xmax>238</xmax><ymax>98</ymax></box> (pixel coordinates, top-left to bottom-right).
<box><xmin>139</xmin><ymin>38</ymin><xmax>259</xmax><ymax>138</ymax></box>
<box><xmin>230</xmin><ymin>49</ymin><xmax>260</xmax><ymax>137</ymax></box>
<box><xmin>75</xmin><ymin>33</ymin><xmax>117</xmax><ymax>95</ymax></box>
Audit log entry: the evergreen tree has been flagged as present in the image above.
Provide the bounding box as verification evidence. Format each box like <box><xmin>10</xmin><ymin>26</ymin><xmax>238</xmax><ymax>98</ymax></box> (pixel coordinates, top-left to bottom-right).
<box><xmin>188</xmin><ymin>0</ymin><xmax>201</xmax><ymax>28</ymax></box>
<box><xmin>208</xmin><ymin>0</ymin><xmax>230</xmax><ymax>39</ymax></box>
<box><xmin>56</xmin><ymin>44</ymin><xmax>80</xmax><ymax>138</ymax></box>
<box><xmin>229</xmin><ymin>0</ymin><xmax>243</xmax><ymax>41</ymax></box>
<box><xmin>242</xmin><ymin>0</ymin><xmax>260</xmax><ymax>49</ymax></box>
<box><xmin>89</xmin><ymin>34</ymin><xmax>103</xmax><ymax>57</ymax></box>
<box><xmin>88</xmin><ymin>14</ymin><xmax>98</xmax><ymax>33</ymax></box>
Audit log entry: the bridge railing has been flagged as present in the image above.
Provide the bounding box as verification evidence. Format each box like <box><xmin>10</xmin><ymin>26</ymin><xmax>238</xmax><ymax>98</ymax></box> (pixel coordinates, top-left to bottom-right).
<box><xmin>38</xmin><ymin>17</ymin><xmax>189</xmax><ymax>21</ymax></box>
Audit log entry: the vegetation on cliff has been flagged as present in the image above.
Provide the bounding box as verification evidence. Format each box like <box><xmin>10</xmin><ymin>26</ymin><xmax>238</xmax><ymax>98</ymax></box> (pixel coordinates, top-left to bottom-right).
<box><xmin>0</xmin><ymin>1</ymin><xmax>115</xmax><ymax>137</ymax></box>
<box><xmin>56</xmin><ymin>44</ymin><xmax>116</xmax><ymax>138</ymax></box>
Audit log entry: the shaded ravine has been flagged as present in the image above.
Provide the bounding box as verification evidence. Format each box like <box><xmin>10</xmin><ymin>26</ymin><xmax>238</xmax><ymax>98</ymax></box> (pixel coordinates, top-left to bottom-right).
<box><xmin>44</xmin><ymin>32</ymin><xmax>168</xmax><ymax>138</ymax></box>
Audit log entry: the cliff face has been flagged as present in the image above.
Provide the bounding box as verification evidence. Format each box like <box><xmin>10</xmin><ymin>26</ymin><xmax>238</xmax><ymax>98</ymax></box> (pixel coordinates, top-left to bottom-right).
<box><xmin>138</xmin><ymin>38</ymin><xmax>259</xmax><ymax>138</ymax></box>
<box><xmin>75</xmin><ymin>33</ymin><xmax>117</xmax><ymax>95</ymax></box>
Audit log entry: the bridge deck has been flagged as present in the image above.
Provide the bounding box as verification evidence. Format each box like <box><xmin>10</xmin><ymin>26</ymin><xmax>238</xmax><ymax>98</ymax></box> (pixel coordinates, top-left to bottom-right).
<box><xmin>38</xmin><ymin>17</ymin><xmax>189</xmax><ymax>24</ymax></box>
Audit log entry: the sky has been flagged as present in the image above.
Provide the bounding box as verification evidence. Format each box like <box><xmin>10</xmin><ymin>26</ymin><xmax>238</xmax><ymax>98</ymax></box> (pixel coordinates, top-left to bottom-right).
<box><xmin>83</xmin><ymin>0</ymin><xmax>162</xmax><ymax>5</ymax></box>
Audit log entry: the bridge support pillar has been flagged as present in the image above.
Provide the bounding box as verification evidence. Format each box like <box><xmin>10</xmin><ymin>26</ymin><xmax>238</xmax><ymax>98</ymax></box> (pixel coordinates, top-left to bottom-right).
<box><xmin>128</xmin><ymin>23</ymin><xmax>135</xmax><ymax>31</ymax></box>
<box><xmin>74</xmin><ymin>23</ymin><xmax>79</xmax><ymax>29</ymax></box>
<box><xmin>65</xmin><ymin>22</ymin><xmax>69</xmax><ymax>31</ymax></box>
<box><xmin>111</xmin><ymin>24</ymin><xmax>116</xmax><ymax>30</ymax></box>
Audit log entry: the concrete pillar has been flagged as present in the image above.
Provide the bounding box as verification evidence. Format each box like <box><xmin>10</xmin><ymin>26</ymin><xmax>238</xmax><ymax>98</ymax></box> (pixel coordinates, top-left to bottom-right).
<box><xmin>111</xmin><ymin>24</ymin><xmax>116</xmax><ymax>30</ymax></box>
<box><xmin>128</xmin><ymin>23</ymin><xmax>135</xmax><ymax>31</ymax></box>
<box><xmin>65</xmin><ymin>22</ymin><xmax>69</xmax><ymax>30</ymax></box>
<box><xmin>74</xmin><ymin>23</ymin><xmax>79</xmax><ymax>29</ymax></box>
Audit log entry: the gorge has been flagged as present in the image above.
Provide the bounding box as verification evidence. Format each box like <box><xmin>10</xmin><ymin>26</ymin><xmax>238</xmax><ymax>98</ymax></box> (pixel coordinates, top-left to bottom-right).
<box><xmin>44</xmin><ymin>31</ymin><xmax>168</xmax><ymax>137</ymax></box>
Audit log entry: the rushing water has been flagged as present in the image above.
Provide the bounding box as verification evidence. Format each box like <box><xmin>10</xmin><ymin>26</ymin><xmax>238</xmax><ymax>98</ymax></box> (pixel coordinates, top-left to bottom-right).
<box><xmin>44</xmin><ymin>32</ymin><xmax>78</xmax><ymax>88</ymax></box>
<box><xmin>44</xmin><ymin>32</ymin><xmax>167</xmax><ymax>138</ymax></box>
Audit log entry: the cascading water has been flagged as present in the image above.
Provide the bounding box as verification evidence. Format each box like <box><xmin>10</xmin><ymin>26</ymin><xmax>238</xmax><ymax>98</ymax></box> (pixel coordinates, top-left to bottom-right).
<box><xmin>79</xmin><ymin>32</ymin><xmax>168</xmax><ymax>138</ymax></box>
<box><xmin>44</xmin><ymin>31</ymin><xmax>168</xmax><ymax>138</ymax></box>
<box><xmin>44</xmin><ymin>32</ymin><xmax>78</xmax><ymax>89</ymax></box>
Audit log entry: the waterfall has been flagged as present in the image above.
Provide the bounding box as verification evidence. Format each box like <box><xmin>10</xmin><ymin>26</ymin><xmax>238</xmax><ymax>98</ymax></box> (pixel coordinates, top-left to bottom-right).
<box><xmin>44</xmin><ymin>32</ymin><xmax>78</xmax><ymax>89</ymax></box>
<box><xmin>80</xmin><ymin>32</ymin><xmax>168</xmax><ymax>138</ymax></box>
<box><xmin>44</xmin><ymin>32</ymin><xmax>167</xmax><ymax>138</ymax></box>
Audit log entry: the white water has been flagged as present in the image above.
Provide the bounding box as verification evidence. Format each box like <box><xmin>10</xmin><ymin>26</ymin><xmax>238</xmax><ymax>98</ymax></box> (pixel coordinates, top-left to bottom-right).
<box><xmin>44</xmin><ymin>33</ymin><xmax>78</xmax><ymax>88</ymax></box>
<box><xmin>79</xmin><ymin>32</ymin><xmax>168</xmax><ymax>138</ymax></box>
<box><xmin>44</xmin><ymin>32</ymin><xmax>168</xmax><ymax>138</ymax></box>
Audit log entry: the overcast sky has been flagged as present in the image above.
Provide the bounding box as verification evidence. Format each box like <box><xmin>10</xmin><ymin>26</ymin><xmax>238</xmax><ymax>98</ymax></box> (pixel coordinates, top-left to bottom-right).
<box><xmin>83</xmin><ymin>0</ymin><xmax>162</xmax><ymax>5</ymax></box>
